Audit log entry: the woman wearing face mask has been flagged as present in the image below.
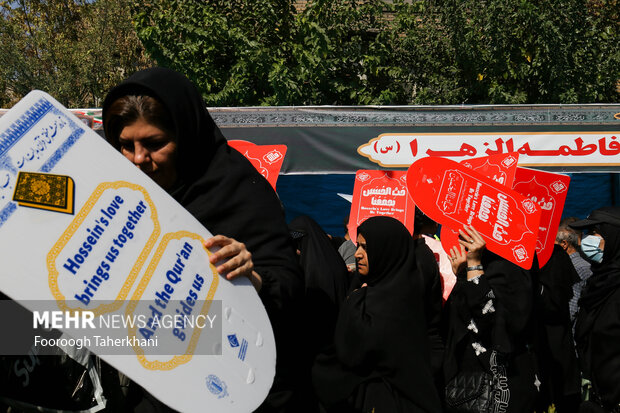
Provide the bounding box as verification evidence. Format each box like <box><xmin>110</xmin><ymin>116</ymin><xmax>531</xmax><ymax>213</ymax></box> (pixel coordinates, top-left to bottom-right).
<box><xmin>581</xmin><ymin>231</ymin><xmax>605</xmax><ymax>264</ymax></box>
<box><xmin>569</xmin><ymin>207</ymin><xmax>620</xmax><ymax>413</ymax></box>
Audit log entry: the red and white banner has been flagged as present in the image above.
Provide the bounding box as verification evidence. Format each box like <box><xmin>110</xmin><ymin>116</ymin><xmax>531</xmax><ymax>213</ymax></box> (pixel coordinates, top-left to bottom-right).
<box><xmin>441</xmin><ymin>153</ymin><xmax>520</xmax><ymax>257</ymax></box>
<box><xmin>407</xmin><ymin>157</ymin><xmax>541</xmax><ymax>269</ymax></box>
<box><xmin>228</xmin><ymin>140</ymin><xmax>286</xmax><ymax>190</ymax></box>
<box><xmin>512</xmin><ymin>167</ymin><xmax>570</xmax><ymax>267</ymax></box>
<box><xmin>348</xmin><ymin>170</ymin><xmax>414</xmax><ymax>243</ymax></box>
<box><xmin>359</xmin><ymin>132</ymin><xmax>620</xmax><ymax>168</ymax></box>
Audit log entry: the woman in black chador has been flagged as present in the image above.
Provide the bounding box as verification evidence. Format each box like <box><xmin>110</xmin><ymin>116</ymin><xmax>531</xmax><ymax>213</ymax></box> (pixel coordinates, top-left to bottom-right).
<box><xmin>444</xmin><ymin>225</ymin><xmax>538</xmax><ymax>413</ymax></box>
<box><xmin>103</xmin><ymin>67</ymin><xmax>305</xmax><ymax>412</ymax></box>
<box><xmin>570</xmin><ymin>207</ymin><xmax>620</xmax><ymax>413</ymax></box>
<box><xmin>288</xmin><ymin>215</ymin><xmax>351</xmax><ymax>412</ymax></box>
<box><xmin>313</xmin><ymin>216</ymin><xmax>441</xmax><ymax>413</ymax></box>
<box><xmin>288</xmin><ymin>215</ymin><xmax>350</xmax><ymax>353</ymax></box>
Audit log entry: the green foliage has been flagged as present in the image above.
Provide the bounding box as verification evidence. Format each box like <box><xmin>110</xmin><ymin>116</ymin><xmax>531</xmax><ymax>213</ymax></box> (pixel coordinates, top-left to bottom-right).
<box><xmin>2</xmin><ymin>0</ymin><xmax>617</xmax><ymax>107</ymax></box>
<box><xmin>390</xmin><ymin>0</ymin><xmax>469</xmax><ymax>104</ymax></box>
<box><xmin>0</xmin><ymin>0</ymin><xmax>153</xmax><ymax>108</ymax></box>
<box><xmin>131</xmin><ymin>0</ymin><xmax>400</xmax><ymax>105</ymax></box>
<box><xmin>131</xmin><ymin>0</ymin><xmax>293</xmax><ymax>106</ymax></box>
<box><xmin>423</xmin><ymin>0</ymin><xmax>620</xmax><ymax>103</ymax></box>
<box><xmin>273</xmin><ymin>0</ymin><xmax>403</xmax><ymax>105</ymax></box>
<box><xmin>132</xmin><ymin>0</ymin><xmax>618</xmax><ymax>105</ymax></box>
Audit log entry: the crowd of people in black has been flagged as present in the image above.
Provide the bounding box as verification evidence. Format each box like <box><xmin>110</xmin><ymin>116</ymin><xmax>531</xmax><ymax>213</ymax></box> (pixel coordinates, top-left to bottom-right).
<box><xmin>0</xmin><ymin>68</ymin><xmax>619</xmax><ymax>413</ymax></box>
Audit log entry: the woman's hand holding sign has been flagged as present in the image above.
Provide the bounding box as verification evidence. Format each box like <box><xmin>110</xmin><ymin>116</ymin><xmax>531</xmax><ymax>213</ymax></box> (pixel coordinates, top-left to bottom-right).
<box><xmin>449</xmin><ymin>244</ymin><xmax>467</xmax><ymax>276</ymax></box>
<box><xmin>449</xmin><ymin>225</ymin><xmax>486</xmax><ymax>280</ymax></box>
<box><xmin>204</xmin><ymin>235</ymin><xmax>262</xmax><ymax>292</ymax></box>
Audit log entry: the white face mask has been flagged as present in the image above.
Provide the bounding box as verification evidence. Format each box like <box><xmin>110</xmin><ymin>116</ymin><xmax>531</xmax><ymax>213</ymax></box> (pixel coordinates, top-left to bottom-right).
<box><xmin>581</xmin><ymin>235</ymin><xmax>604</xmax><ymax>263</ymax></box>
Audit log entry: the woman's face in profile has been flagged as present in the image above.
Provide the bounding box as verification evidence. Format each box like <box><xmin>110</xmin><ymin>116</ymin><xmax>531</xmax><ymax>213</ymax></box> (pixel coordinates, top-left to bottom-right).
<box><xmin>355</xmin><ymin>234</ymin><xmax>369</xmax><ymax>276</ymax></box>
<box><xmin>118</xmin><ymin>117</ymin><xmax>178</xmax><ymax>190</ymax></box>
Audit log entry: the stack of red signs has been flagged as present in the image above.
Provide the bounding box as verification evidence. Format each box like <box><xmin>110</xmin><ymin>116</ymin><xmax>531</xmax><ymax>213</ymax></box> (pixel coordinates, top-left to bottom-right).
<box><xmin>228</xmin><ymin>140</ymin><xmax>287</xmax><ymax>190</ymax></box>
<box><xmin>440</xmin><ymin>153</ymin><xmax>520</xmax><ymax>262</ymax></box>
<box><xmin>407</xmin><ymin>154</ymin><xmax>570</xmax><ymax>269</ymax></box>
<box><xmin>348</xmin><ymin>170</ymin><xmax>415</xmax><ymax>243</ymax></box>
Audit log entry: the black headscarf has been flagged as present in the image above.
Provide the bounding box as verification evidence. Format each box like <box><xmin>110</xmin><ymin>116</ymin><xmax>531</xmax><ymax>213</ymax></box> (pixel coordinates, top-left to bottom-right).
<box><xmin>313</xmin><ymin>216</ymin><xmax>441</xmax><ymax>413</ymax></box>
<box><xmin>357</xmin><ymin>216</ymin><xmax>412</xmax><ymax>287</ymax></box>
<box><xmin>102</xmin><ymin>67</ymin><xmax>302</xmax><ymax>306</ymax></box>
<box><xmin>288</xmin><ymin>215</ymin><xmax>349</xmax><ymax>312</ymax></box>
<box><xmin>103</xmin><ymin>67</ymin><xmax>304</xmax><ymax>411</ymax></box>
<box><xmin>103</xmin><ymin>67</ymin><xmax>221</xmax><ymax>181</ymax></box>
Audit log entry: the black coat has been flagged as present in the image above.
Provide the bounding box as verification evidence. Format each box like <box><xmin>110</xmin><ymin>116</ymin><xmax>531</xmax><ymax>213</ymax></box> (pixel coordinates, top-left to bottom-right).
<box><xmin>103</xmin><ymin>67</ymin><xmax>305</xmax><ymax>413</ymax></box>
<box><xmin>442</xmin><ymin>253</ymin><xmax>538</xmax><ymax>413</ymax></box>
<box><xmin>313</xmin><ymin>217</ymin><xmax>441</xmax><ymax>413</ymax></box>
<box><xmin>533</xmin><ymin>245</ymin><xmax>581</xmax><ymax>411</ymax></box>
<box><xmin>574</xmin><ymin>221</ymin><xmax>620</xmax><ymax>411</ymax></box>
<box><xmin>413</xmin><ymin>238</ymin><xmax>445</xmax><ymax>393</ymax></box>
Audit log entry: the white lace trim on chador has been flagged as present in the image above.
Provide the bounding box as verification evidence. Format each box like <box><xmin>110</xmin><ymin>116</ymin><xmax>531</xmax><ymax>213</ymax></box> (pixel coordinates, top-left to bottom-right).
<box><xmin>482</xmin><ymin>299</ymin><xmax>495</xmax><ymax>314</ymax></box>
<box><xmin>472</xmin><ymin>342</ymin><xmax>487</xmax><ymax>356</ymax></box>
<box><xmin>467</xmin><ymin>319</ymin><xmax>479</xmax><ymax>334</ymax></box>
<box><xmin>469</xmin><ymin>275</ymin><xmax>481</xmax><ymax>284</ymax></box>
<box><xmin>490</xmin><ymin>351</ymin><xmax>510</xmax><ymax>413</ymax></box>
<box><xmin>534</xmin><ymin>374</ymin><xmax>541</xmax><ymax>392</ymax></box>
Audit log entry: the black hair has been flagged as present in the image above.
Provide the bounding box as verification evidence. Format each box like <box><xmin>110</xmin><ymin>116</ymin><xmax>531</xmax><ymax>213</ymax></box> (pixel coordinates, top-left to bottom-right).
<box><xmin>103</xmin><ymin>95</ymin><xmax>175</xmax><ymax>150</ymax></box>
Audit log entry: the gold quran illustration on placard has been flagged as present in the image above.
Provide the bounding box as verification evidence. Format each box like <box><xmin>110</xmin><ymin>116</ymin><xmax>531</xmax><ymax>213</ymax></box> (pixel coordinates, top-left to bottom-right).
<box><xmin>12</xmin><ymin>171</ymin><xmax>74</xmax><ymax>214</ymax></box>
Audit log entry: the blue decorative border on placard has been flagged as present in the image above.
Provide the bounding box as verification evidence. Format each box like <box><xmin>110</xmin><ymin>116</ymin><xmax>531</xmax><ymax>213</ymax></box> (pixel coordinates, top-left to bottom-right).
<box><xmin>0</xmin><ymin>203</ymin><xmax>16</xmax><ymax>227</ymax></box>
<box><xmin>40</xmin><ymin>128</ymin><xmax>84</xmax><ymax>172</ymax></box>
<box><xmin>0</xmin><ymin>97</ymin><xmax>84</xmax><ymax>228</ymax></box>
<box><xmin>0</xmin><ymin>99</ymin><xmax>53</xmax><ymax>158</ymax></box>
<box><xmin>40</xmin><ymin>104</ymin><xmax>84</xmax><ymax>173</ymax></box>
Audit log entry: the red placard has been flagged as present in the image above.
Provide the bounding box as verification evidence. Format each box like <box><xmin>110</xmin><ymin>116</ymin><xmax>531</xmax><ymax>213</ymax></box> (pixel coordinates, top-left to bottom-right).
<box><xmin>460</xmin><ymin>152</ymin><xmax>519</xmax><ymax>186</ymax></box>
<box><xmin>228</xmin><ymin>140</ymin><xmax>287</xmax><ymax>190</ymax></box>
<box><xmin>407</xmin><ymin>157</ymin><xmax>541</xmax><ymax>269</ymax></box>
<box><xmin>348</xmin><ymin>170</ymin><xmax>414</xmax><ymax>243</ymax></box>
<box><xmin>512</xmin><ymin>167</ymin><xmax>570</xmax><ymax>267</ymax></box>
<box><xmin>441</xmin><ymin>153</ymin><xmax>520</xmax><ymax>256</ymax></box>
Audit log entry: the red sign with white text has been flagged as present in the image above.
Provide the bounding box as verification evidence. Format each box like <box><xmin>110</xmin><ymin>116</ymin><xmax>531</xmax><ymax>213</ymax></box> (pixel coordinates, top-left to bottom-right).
<box><xmin>228</xmin><ymin>140</ymin><xmax>287</xmax><ymax>190</ymax></box>
<box><xmin>441</xmin><ymin>153</ymin><xmax>519</xmax><ymax>256</ymax></box>
<box><xmin>407</xmin><ymin>157</ymin><xmax>541</xmax><ymax>269</ymax></box>
<box><xmin>348</xmin><ymin>170</ymin><xmax>414</xmax><ymax>243</ymax></box>
<box><xmin>512</xmin><ymin>167</ymin><xmax>570</xmax><ymax>267</ymax></box>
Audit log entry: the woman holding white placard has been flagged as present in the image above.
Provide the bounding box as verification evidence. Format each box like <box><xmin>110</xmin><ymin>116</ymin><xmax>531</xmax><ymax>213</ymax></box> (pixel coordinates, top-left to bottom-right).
<box><xmin>103</xmin><ymin>67</ymin><xmax>306</xmax><ymax>412</ymax></box>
